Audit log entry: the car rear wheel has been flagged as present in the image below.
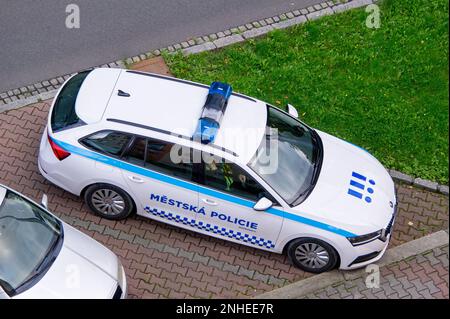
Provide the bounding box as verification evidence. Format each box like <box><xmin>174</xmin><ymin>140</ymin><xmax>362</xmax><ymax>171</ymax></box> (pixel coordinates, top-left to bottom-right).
<box><xmin>84</xmin><ymin>184</ymin><xmax>134</xmax><ymax>220</ymax></box>
<box><xmin>287</xmin><ymin>238</ymin><xmax>338</xmax><ymax>273</ymax></box>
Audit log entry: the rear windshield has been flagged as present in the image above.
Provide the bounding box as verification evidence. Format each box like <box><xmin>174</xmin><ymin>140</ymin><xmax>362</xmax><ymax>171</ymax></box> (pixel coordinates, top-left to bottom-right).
<box><xmin>50</xmin><ymin>71</ymin><xmax>90</xmax><ymax>132</ymax></box>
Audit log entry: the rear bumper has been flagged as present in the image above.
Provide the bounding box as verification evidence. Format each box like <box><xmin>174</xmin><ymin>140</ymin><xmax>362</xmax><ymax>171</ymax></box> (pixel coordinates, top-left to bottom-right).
<box><xmin>38</xmin><ymin>132</ymin><xmax>80</xmax><ymax>196</ymax></box>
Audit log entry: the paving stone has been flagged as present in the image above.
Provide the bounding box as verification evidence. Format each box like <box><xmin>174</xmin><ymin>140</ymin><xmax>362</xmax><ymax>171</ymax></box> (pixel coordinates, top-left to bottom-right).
<box><xmin>162</xmin><ymin>244</ymin><xmax>179</xmax><ymax>256</ymax></box>
<box><xmin>133</xmin><ymin>236</ymin><xmax>150</xmax><ymax>247</ymax></box>
<box><xmin>192</xmin><ymin>253</ymin><xmax>210</xmax><ymax>265</ymax></box>
<box><xmin>88</xmin><ymin>222</ymin><xmax>105</xmax><ymax>233</ymax></box>
<box><xmin>213</xmin><ymin>34</ymin><xmax>245</xmax><ymax>49</ymax></box>
<box><xmin>272</xmin><ymin>15</ymin><xmax>307</xmax><ymax>30</ymax></box>
<box><xmin>148</xmin><ymin>240</ymin><xmax>165</xmax><ymax>252</ymax></box>
<box><xmin>253</xmin><ymin>272</ymin><xmax>270</xmax><ymax>283</ymax></box>
<box><xmin>222</xmin><ymin>263</ymin><xmax>239</xmax><ymax>274</ymax></box>
<box><xmin>242</xmin><ymin>25</ymin><xmax>274</xmax><ymax>39</ymax></box>
<box><xmin>208</xmin><ymin>258</ymin><xmax>225</xmax><ymax>270</ymax></box>
<box><xmin>182</xmin><ymin>42</ymin><xmax>216</xmax><ymax>55</ymax></box>
<box><xmin>178</xmin><ymin>249</ymin><xmax>195</xmax><ymax>260</ymax></box>
<box><xmin>118</xmin><ymin>231</ymin><xmax>135</xmax><ymax>243</ymax></box>
<box><xmin>237</xmin><ymin>267</ymin><xmax>255</xmax><ymax>279</ymax></box>
<box><xmin>390</xmin><ymin>169</ymin><xmax>414</xmax><ymax>183</ymax></box>
<box><xmin>414</xmin><ymin>178</ymin><xmax>439</xmax><ymax>192</ymax></box>
<box><xmin>307</xmin><ymin>7</ymin><xmax>333</xmax><ymax>20</ymax></box>
<box><xmin>333</xmin><ymin>0</ymin><xmax>373</xmax><ymax>13</ymax></box>
<box><xmin>194</xmin><ymin>37</ymin><xmax>204</xmax><ymax>45</ymax></box>
<box><xmin>238</xmin><ymin>25</ymin><xmax>247</xmax><ymax>32</ymax></box>
<box><xmin>438</xmin><ymin>185</ymin><xmax>449</xmax><ymax>196</ymax></box>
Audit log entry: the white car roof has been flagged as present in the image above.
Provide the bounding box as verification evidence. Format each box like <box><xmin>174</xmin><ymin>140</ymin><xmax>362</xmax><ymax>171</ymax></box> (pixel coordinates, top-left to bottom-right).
<box><xmin>75</xmin><ymin>68</ymin><xmax>267</xmax><ymax>164</ymax></box>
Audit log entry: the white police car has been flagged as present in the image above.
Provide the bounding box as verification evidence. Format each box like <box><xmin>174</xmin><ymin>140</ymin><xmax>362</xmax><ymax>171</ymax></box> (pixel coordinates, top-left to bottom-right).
<box><xmin>0</xmin><ymin>184</ymin><xmax>127</xmax><ymax>299</ymax></box>
<box><xmin>38</xmin><ymin>68</ymin><xmax>397</xmax><ymax>273</ymax></box>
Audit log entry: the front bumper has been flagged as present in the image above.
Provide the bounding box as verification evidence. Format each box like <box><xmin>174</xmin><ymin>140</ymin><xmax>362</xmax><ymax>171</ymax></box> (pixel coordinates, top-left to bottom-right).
<box><xmin>341</xmin><ymin>202</ymin><xmax>397</xmax><ymax>270</ymax></box>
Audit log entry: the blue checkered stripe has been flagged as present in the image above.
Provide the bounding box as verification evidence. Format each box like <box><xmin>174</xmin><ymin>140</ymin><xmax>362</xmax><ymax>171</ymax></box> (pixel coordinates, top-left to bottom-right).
<box><xmin>144</xmin><ymin>206</ymin><xmax>275</xmax><ymax>249</ymax></box>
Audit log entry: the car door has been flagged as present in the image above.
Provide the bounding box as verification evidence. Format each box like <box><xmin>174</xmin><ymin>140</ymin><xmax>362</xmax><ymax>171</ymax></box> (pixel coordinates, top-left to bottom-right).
<box><xmin>120</xmin><ymin>135</ymin><xmax>199</xmax><ymax>228</ymax></box>
<box><xmin>196</xmin><ymin>153</ymin><xmax>283</xmax><ymax>251</ymax></box>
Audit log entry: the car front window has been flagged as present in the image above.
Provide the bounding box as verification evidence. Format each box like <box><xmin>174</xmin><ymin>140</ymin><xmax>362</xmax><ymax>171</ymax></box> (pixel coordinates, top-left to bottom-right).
<box><xmin>0</xmin><ymin>190</ymin><xmax>62</xmax><ymax>296</ymax></box>
<box><xmin>248</xmin><ymin>106</ymin><xmax>322</xmax><ymax>205</ymax></box>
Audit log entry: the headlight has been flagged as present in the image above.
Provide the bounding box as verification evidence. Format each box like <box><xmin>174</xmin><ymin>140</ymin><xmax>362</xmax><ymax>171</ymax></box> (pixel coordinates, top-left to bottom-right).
<box><xmin>347</xmin><ymin>230</ymin><xmax>382</xmax><ymax>246</ymax></box>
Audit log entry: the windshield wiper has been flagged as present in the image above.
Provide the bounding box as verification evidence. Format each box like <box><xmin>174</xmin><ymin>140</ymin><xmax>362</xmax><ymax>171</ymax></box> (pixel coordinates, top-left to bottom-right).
<box><xmin>14</xmin><ymin>232</ymin><xmax>63</xmax><ymax>294</ymax></box>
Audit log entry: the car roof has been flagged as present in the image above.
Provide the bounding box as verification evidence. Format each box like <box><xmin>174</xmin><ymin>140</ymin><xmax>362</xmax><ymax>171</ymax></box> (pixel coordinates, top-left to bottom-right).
<box><xmin>75</xmin><ymin>68</ymin><xmax>267</xmax><ymax>164</ymax></box>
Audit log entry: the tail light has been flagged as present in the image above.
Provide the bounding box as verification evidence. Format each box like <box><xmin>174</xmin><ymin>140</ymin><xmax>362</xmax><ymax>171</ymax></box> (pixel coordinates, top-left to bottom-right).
<box><xmin>47</xmin><ymin>132</ymin><xmax>71</xmax><ymax>160</ymax></box>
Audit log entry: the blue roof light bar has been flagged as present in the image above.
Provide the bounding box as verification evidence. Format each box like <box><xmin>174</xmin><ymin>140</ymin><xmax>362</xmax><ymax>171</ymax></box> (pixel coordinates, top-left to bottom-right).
<box><xmin>193</xmin><ymin>82</ymin><xmax>232</xmax><ymax>144</ymax></box>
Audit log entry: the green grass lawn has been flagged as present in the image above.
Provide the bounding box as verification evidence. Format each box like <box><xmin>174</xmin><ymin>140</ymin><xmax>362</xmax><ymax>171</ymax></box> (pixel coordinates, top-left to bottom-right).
<box><xmin>166</xmin><ymin>0</ymin><xmax>449</xmax><ymax>184</ymax></box>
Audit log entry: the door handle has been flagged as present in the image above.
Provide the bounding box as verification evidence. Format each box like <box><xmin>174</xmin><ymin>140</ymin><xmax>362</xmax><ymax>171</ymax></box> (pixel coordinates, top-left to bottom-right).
<box><xmin>128</xmin><ymin>175</ymin><xmax>144</xmax><ymax>183</ymax></box>
<box><xmin>201</xmin><ymin>198</ymin><xmax>218</xmax><ymax>206</ymax></box>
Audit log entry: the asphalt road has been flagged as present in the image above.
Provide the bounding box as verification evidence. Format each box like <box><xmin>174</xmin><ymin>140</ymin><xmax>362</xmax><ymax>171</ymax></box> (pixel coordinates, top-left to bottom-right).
<box><xmin>0</xmin><ymin>0</ymin><xmax>323</xmax><ymax>92</ymax></box>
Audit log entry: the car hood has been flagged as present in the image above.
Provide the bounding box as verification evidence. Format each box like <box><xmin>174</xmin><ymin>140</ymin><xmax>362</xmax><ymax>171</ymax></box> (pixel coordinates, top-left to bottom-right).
<box><xmin>294</xmin><ymin>130</ymin><xmax>397</xmax><ymax>235</ymax></box>
<box><xmin>15</xmin><ymin>224</ymin><xmax>119</xmax><ymax>299</ymax></box>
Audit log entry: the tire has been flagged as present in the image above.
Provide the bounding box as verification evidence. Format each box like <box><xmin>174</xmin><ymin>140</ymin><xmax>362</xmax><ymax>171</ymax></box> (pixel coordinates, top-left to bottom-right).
<box><xmin>287</xmin><ymin>238</ymin><xmax>339</xmax><ymax>273</ymax></box>
<box><xmin>84</xmin><ymin>184</ymin><xmax>134</xmax><ymax>220</ymax></box>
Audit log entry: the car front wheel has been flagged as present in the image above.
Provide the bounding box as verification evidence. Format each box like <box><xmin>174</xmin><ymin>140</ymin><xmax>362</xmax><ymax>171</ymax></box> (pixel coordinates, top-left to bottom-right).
<box><xmin>287</xmin><ymin>238</ymin><xmax>339</xmax><ymax>273</ymax></box>
<box><xmin>84</xmin><ymin>184</ymin><xmax>134</xmax><ymax>220</ymax></box>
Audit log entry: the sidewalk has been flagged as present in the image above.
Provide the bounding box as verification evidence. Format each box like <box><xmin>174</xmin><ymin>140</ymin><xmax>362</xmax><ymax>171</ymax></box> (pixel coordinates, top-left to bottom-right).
<box><xmin>258</xmin><ymin>231</ymin><xmax>449</xmax><ymax>299</ymax></box>
<box><xmin>302</xmin><ymin>244</ymin><xmax>448</xmax><ymax>299</ymax></box>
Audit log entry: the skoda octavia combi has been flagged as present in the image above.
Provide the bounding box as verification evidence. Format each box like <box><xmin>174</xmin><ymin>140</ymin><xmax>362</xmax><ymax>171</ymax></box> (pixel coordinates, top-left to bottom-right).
<box><xmin>0</xmin><ymin>184</ymin><xmax>127</xmax><ymax>299</ymax></box>
<box><xmin>38</xmin><ymin>68</ymin><xmax>397</xmax><ymax>273</ymax></box>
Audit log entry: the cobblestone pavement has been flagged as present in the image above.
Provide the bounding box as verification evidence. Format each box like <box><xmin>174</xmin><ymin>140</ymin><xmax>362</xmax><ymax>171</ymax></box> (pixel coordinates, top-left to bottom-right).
<box><xmin>302</xmin><ymin>244</ymin><xmax>449</xmax><ymax>299</ymax></box>
<box><xmin>0</xmin><ymin>101</ymin><xmax>448</xmax><ymax>298</ymax></box>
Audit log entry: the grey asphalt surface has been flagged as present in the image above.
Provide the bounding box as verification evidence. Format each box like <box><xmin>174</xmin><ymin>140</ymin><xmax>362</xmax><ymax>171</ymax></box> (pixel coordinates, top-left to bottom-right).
<box><xmin>0</xmin><ymin>0</ymin><xmax>323</xmax><ymax>93</ymax></box>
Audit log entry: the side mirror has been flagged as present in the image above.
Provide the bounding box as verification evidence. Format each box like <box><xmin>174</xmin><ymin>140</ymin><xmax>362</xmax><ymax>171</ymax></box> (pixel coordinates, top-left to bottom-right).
<box><xmin>41</xmin><ymin>194</ymin><xmax>48</xmax><ymax>209</ymax></box>
<box><xmin>253</xmin><ymin>197</ymin><xmax>273</xmax><ymax>211</ymax></box>
<box><xmin>285</xmin><ymin>104</ymin><xmax>299</xmax><ymax>118</ymax></box>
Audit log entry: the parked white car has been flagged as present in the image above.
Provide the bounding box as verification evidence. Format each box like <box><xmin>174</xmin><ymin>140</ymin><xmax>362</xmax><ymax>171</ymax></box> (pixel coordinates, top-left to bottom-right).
<box><xmin>38</xmin><ymin>68</ymin><xmax>397</xmax><ymax>273</ymax></box>
<box><xmin>0</xmin><ymin>184</ymin><xmax>127</xmax><ymax>299</ymax></box>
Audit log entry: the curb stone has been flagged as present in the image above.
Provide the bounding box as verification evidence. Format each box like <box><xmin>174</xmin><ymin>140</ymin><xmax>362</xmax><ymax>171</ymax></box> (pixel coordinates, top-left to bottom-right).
<box><xmin>256</xmin><ymin>230</ymin><xmax>449</xmax><ymax>299</ymax></box>
<box><xmin>0</xmin><ymin>0</ymin><xmax>447</xmax><ymax>195</ymax></box>
<box><xmin>388</xmin><ymin>169</ymin><xmax>448</xmax><ymax>196</ymax></box>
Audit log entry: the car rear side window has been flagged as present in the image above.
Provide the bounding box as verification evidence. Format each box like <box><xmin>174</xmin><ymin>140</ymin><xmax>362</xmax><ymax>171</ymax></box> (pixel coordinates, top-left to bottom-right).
<box><xmin>122</xmin><ymin>136</ymin><xmax>194</xmax><ymax>181</ymax></box>
<box><xmin>80</xmin><ymin>131</ymin><xmax>131</xmax><ymax>156</ymax></box>
<box><xmin>51</xmin><ymin>71</ymin><xmax>91</xmax><ymax>132</ymax></box>
<box><xmin>124</xmin><ymin>136</ymin><xmax>146</xmax><ymax>165</ymax></box>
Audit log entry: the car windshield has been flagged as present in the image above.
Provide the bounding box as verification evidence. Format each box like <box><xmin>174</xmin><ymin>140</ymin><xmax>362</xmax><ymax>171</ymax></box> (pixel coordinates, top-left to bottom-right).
<box><xmin>248</xmin><ymin>106</ymin><xmax>322</xmax><ymax>205</ymax></box>
<box><xmin>0</xmin><ymin>189</ymin><xmax>62</xmax><ymax>296</ymax></box>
